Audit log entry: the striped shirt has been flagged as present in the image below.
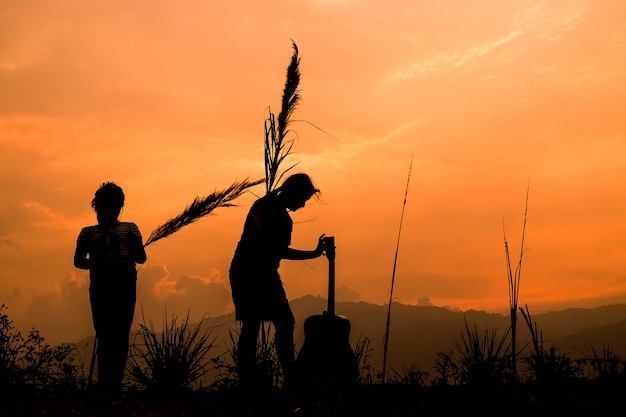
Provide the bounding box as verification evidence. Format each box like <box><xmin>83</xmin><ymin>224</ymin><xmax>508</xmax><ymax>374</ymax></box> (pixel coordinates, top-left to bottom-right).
<box><xmin>75</xmin><ymin>222</ymin><xmax>146</xmax><ymax>268</ymax></box>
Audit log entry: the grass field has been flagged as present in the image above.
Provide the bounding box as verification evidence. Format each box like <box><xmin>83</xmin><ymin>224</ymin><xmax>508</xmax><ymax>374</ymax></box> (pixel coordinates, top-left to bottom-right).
<box><xmin>2</xmin><ymin>379</ymin><xmax>623</xmax><ymax>417</ymax></box>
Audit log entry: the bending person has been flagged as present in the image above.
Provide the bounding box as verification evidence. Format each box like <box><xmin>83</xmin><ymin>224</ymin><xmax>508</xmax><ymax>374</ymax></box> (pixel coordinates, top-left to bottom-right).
<box><xmin>229</xmin><ymin>173</ymin><xmax>325</xmax><ymax>391</ymax></box>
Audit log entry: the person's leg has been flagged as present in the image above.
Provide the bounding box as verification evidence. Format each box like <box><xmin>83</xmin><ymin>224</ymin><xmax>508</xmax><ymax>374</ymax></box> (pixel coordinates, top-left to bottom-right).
<box><xmin>109</xmin><ymin>281</ymin><xmax>136</xmax><ymax>390</ymax></box>
<box><xmin>274</xmin><ymin>313</ymin><xmax>296</xmax><ymax>367</ymax></box>
<box><xmin>90</xmin><ymin>278</ymin><xmax>136</xmax><ymax>393</ymax></box>
<box><xmin>90</xmin><ymin>286</ymin><xmax>116</xmax><ymax>392</ymax></box>
<box><xmin>273</xmin><ymin>307</ymin><xmax>296</xmax><ymax>387</ymax></box>
<box><xmin>238</xmin><ymin>319</ymin><xmax>261</xmax><ymax>388</ymax></box>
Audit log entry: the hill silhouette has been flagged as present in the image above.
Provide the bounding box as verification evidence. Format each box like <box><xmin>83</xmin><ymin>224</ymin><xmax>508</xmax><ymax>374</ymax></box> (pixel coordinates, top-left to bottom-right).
<box><xmin>74</xmin><ymin>297</ymin><xmax>626</xmax><ymax>381</ymax></box>
<box><xmin>289</xmin><ymin>297</ymin><xmax>626</xmax><ymax>376</ymax></box>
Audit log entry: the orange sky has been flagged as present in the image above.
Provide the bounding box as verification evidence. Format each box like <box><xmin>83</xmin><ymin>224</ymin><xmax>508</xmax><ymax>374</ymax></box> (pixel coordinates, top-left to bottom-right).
<box><xmin>2</xmin><ymin>0</ymin><xmax>626</xmax><ymax>345</ymax></box>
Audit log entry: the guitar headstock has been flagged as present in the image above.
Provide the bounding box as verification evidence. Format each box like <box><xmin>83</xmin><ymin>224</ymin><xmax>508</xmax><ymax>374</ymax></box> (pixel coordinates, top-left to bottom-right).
<box><xmin>323</xmin><ymin>235</ymin><xmax>335</xmax><ymax>261</ymax></box>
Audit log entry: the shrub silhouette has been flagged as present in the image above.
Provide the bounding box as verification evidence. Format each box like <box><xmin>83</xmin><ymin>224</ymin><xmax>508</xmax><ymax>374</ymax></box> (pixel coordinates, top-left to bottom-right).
<box><xmin>1</xmin><ymin>304</ymin><xmax>85</xmax><ymax>390</ymax></box>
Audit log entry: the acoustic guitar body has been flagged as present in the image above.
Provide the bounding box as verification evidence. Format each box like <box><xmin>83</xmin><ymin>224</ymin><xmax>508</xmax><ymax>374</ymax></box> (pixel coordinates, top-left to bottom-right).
<box><xmin>295</xmin><ymin>237</ymin><xmax>358</xmax><ymax>405</ymax></box>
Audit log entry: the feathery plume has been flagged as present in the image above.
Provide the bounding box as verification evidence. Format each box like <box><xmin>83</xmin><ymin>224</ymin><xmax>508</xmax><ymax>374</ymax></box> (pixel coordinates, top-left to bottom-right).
<box><xmin>265</xmin><ymin>40</ymin><xmax>301</xmax><ymax>194</ymax></box>
<box><xmin>144</xmin><ymin>178</ymin><xmax>263</xmax><ymax>247</ymax></box>
<box><xmin>143</xmin><ymin>43</ymin><xmax>302</xmax><ymax>248</ymax></box>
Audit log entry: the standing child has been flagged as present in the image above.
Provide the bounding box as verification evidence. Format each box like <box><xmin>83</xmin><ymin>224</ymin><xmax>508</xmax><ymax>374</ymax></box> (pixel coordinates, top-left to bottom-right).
<box><xmin>74</xmin><ymin>182</ymin><xmax>147</xmax><ymax>393</ymax></box>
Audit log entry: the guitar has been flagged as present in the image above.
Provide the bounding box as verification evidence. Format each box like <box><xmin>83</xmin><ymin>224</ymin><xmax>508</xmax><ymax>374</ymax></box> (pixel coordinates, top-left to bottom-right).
<box><xmin>295</xmin><ymin>236</ymin><xmax>358</xmax><ymax>404</ymax></box>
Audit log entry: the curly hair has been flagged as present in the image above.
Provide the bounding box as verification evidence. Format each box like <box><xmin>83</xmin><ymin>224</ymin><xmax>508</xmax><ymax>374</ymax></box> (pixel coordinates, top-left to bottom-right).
<box><xmin>91</xmin><ymin>182</ymin><xmax>125</xmax><ymax>215</ymax></box>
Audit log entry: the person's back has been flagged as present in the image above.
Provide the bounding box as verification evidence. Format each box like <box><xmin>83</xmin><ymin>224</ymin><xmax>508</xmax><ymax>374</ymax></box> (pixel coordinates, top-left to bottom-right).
<box><xmin>230</xmin><ymin>193</ymin><xmax>292</xmax><ymax>279</ymax></box>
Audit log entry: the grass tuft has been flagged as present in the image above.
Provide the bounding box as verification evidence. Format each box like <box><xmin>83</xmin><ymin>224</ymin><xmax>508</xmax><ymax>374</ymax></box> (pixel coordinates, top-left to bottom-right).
<box><xmin>127</xmin><ymin>309</ymin><xmax>216</xmax><ymax>393</ymax></box>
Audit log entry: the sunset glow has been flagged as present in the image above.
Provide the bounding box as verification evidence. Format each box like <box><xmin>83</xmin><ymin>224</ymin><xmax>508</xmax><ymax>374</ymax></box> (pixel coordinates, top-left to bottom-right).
<box><xmin>2</xmin><ymin>0</ymin><xmax>626</xmax><ymax>344</ymax></box>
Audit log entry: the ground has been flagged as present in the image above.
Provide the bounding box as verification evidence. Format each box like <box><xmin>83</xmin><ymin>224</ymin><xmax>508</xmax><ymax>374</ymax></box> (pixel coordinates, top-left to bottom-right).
<box><xmin>1</xmin><ymin>380</ymin><xmax>623</xmax><ymax>417</ymax></box>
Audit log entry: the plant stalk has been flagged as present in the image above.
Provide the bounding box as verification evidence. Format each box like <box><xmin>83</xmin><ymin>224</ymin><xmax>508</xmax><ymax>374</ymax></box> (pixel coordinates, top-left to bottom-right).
<box><xmin>382</xmin><ymin>155</ymin><xmax>414</xmax><ymax>383</ymax></box>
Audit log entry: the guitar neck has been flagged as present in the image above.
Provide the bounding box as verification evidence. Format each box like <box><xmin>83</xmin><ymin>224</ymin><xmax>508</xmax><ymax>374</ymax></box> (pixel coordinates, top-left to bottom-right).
<box><xmin>326</xmin><ymin>236</ymin><xmax>336</xmax><ymax>316</ymax></box>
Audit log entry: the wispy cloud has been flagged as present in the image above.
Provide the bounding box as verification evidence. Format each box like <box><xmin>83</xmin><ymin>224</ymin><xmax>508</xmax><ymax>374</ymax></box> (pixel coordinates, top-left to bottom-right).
<box><xmin>387</xmin><ymin>29</ymin><xmax>525</xmax><ymax>82</ymax></box>
<box><xmin>515</xmin><ymin>2</ymin><xmax>587</xmax><ymax>45</ymax></box>
<box><xmin>301</xmin><ymin>118</ymin><xmax>421</xmax><ymax>170</ymax></box>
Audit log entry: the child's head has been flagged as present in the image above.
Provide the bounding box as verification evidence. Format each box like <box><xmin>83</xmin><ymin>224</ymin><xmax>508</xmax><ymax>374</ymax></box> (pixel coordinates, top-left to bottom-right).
<box><xmin>92</xmin><ymin>182</ymin><xmax>125</xmax><ymax>223</ymax></box>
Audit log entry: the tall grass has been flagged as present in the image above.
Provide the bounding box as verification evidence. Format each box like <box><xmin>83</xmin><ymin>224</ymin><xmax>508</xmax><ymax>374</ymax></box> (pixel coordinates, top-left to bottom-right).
<box><xmin>433</xmin><ymin>318</ymin><xmax>511</xmax><ymax>386</ymax></box>
<box><xmin>126</xmin><ymin>309</ymin><xmax>216</xmax><ymax>392</ymax></box>
<box><xmin>587</xmin><ymin>344</ymin><xmax>626</xmax><ymax>382</ymax></box>
<box><xmin>382</xmin><ymin>155</ymin><xmax>413</xmax><ymax>383</ymax></box>
<box><xmin>457</xmin><ymin>319</ymin><xmax>511</xmax><ymax>385</ymax></box>
<box><xmin>211</xmin><ymin>323</ymin><xmax>283</xmax><ymax>390</ymax></box>
<box><xmin>141</xmin><ymin>47</ymin><xmax>302</xmax><ymax>249</ymax></box>
<box><xmin>353</xmin><ymin>335</ymin><xmax>376</xmax><ymax>385</ymax></box>
<box><xmin>519</xmin><ymin>305</ymin><xmax>581</xmax><ymax>383</ymax></box>
<box><xmin>387</xmin><ymin>364</ymin><xmax>427</xmax><ymax>386</ymax></box>
<box><xmin>503</xmin><ymin>181</ymin><xmax>529</xmax><ymax>380</ymax></box>
<box><xmin>264</xmin><ymin>40</ymin><xmax>301</xmax><ymax>194</ymax></box>
<box><xmin>433</xmin><ymin>351</ymin><xmax>460</xmax><ymax>386</ymax></box>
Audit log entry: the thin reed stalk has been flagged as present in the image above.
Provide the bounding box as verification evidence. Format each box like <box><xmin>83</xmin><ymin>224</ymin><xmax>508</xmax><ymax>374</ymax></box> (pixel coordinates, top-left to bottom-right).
<box><xmin>382</xmin><ymin>155</ymin><xmax>413</xmax><ymax>383</ymax></box>
<box><xmin>503</xmin><ymin>180</ymin><xmax>530</xmax><ymax>381</ymax></box>
<box><xmin>143</xmin><ymin>178</ymin><xmax>263</xmax><ymax>247</ymax></box>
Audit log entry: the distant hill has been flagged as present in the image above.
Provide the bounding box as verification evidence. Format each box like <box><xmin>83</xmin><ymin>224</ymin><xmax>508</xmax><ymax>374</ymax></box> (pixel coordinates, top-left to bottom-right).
<box><xmin>74</xmin><ymin>297</ymin><xmax>626</xmax><ymax>381</ymax></box>
<box><xmin>289</xmin><ymin>296</ymin><xmax>626</xmax><ymax>375</ymax></box>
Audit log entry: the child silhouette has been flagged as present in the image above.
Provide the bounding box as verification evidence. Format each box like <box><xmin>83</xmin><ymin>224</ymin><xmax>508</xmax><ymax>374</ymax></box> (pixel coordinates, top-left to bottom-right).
<box><xmin>74</xmin><ymin>182</ymin><xmax>146</xmax><ymax>393</ymax></box>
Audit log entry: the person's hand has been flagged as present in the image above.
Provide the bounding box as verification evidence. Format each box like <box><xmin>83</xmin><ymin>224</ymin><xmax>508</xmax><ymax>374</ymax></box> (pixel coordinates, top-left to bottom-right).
<box><xmin>315</xmin><ymin>234</ymin><xmax>326</xmax><ymax>257</ymax></box>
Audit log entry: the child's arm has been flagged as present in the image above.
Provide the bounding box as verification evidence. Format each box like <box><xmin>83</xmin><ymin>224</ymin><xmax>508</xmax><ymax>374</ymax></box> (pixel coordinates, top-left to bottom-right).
<box><xmin>73</xmin><ymin>228</ymin><xmax>91</xmax><ymax>270</ymax></box>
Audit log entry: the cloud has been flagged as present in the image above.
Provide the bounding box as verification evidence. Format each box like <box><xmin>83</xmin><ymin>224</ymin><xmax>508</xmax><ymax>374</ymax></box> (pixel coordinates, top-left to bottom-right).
<box><xmin>135</xmin><ymin>264</ymin><xmax>232</xmax><ymax>329</ymax></box>
<box><xmin>0</xmin><ymin>238</ymin><xmax>21</xmax><ymax>252</ymax></box>
<box><xmin>12</xmin><ymin>262</ymin><xmax>233</xmax><ymax>345</ymax></box>
<box><xmin>1</xmin><ymin>287</ymin><xmax>21</xmax><ymax>305</ymax></box>
<box><xmin>387</xmin><ymin>29</ymin><xmax>525</xmax><ymax>82</ymax></box>
<box><xmin>162</xmin><ymin>273</ymin><xmax>231</xmax><ymax>316</ymax></box>
<box><xmin>22</xmin><ymin>273</ymin><xmax>93</xmax><ymax>344</ymax></box>
<box><xmin>336</xmin><ymin>285</ymin><xmax>360</xmax><ymax>302</ymax></box>
<box><xmin>417</xmin><ymin>296</ymin><xmax>433</xmax><ymax>307</ymax></box>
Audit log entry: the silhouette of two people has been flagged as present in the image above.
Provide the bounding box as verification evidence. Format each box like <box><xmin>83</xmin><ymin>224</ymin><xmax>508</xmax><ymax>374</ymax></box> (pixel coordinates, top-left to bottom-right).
<box><xmin>73</xmin><ymin>174</ymin><xmax>325</xmax><ymax>395</ymax></box>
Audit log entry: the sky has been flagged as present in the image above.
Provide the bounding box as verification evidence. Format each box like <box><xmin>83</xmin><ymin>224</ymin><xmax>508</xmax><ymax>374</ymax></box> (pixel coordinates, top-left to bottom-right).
<box><xmin>1</xmin><ymin>0</ymin><xmax>626</xmax><ymax>345</ymax></box>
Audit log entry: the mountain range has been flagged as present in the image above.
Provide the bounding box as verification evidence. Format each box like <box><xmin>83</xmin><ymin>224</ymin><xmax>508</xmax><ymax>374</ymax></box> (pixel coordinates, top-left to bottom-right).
<box><xmin>288</xmin><ymin>296</ymin><xmax>626</xmax><ymax>376</ymax></box>
<box><xmin>76</xmin><ymin>296</ymin><xmax>626</xmax><ymax>380</ymax></box>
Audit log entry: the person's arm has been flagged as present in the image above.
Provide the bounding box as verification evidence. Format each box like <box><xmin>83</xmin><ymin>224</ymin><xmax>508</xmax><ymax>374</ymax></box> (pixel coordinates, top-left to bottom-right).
<box><xmin>73</xmin><ymin>229</ymin><xmax>90</xmax><ymax>270</ymax></box>
<box><xmin>283</xmin><ymin>234</ymin><xmax>326</xmax><ymax>260</ymax></box>
<box><xmin>130</xmin><ymin>223</ymin><xmax>147</xmax><ymax>264</ymax></box>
